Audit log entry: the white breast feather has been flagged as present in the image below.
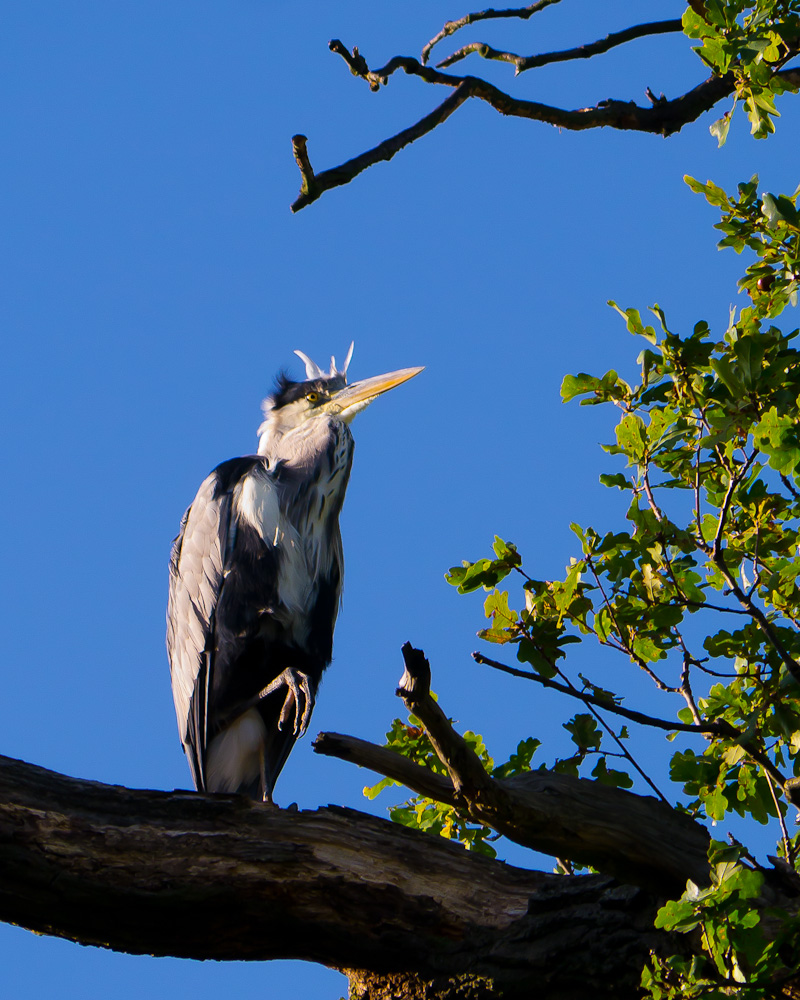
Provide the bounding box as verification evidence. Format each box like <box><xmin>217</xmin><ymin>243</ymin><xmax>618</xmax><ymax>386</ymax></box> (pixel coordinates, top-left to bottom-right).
<box><xmin>234</xmin><ymin>468</ymin><xmax>316</xmax><ymax>643</ymax></box>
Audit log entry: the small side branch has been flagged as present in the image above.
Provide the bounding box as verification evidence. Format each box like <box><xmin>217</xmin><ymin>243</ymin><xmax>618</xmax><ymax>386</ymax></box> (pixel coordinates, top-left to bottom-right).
<box><xmin>437</xmin><ymin>19</ymin><xmax>683</xmax><ymax>73</ymax></box>
<box><xmin>291</xmin><ymin>82</ymin><xmax>472</xmax><ymax>212</ymax></box>
<box><xmin>474</xmin><ymin>653</ymin><xmax>789</xmax><ymax>795</ymax></box>
<box><xmin>291</xmin><ymin>135</ymin><xmax>317</xmax><ymax>204</ymax></box>
<box><xmin>313</xmin><ymin>731</ymin><xmax>457</xmax><ymax>805</ymax></box>
<box><xmin>473</xmin><ymin>652</ymin><xmax>730</xmax><ymax>737</ymax></box>
<box><xmin>421</xmin><ymin>0</ymin><xmax>564</xmax><ymax>65</ymax></box>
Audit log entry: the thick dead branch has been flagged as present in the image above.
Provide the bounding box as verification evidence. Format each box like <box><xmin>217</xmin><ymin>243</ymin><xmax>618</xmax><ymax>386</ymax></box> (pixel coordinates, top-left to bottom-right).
<box><xmin>0</xmin><ymin>752</ymin><xmax>669</xmax><ymax>999</ymax></box>
<box><xmin>315</xmin><ymin>644</ymin><xmax>712</xmax><ymax>892</ymax></box>
<box><xmin>398</xmin><ymin>644</ymin><xmax>499</xmax><ymax>803</ymax></box>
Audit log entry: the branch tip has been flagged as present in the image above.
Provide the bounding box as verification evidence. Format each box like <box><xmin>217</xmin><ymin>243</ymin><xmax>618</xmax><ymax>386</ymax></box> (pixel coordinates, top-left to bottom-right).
<box><xmin>291</xmin><ymin>134</ymin><xmax>320</xmax><ymax>212</ymax></box>
<box><xmin>398</xmin><ymin>642</ymin><xmax>432</xmax><ymax>698</ymax></box>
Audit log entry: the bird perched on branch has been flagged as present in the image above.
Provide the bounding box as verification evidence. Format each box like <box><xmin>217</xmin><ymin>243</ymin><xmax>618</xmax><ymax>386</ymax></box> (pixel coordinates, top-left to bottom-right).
<box><xmin>167</xmin><ymin>345</ymin><xmax>422</xmax><ymax>803</ymax></box>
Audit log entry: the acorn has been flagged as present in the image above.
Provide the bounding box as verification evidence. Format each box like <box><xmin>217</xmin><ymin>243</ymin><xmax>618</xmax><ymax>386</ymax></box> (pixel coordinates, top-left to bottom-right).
<box><xmin>757</xmin><ymin>273</ymin><xmax>775</xmax><ymax>291</ymax></box>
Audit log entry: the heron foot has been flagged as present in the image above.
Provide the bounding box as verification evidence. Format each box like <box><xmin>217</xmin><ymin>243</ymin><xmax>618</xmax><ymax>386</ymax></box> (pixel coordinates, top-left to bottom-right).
<box><xmin>258</xmin><ymin>668</ymin><xmax>315</xmax><ymax>737</ymax></box>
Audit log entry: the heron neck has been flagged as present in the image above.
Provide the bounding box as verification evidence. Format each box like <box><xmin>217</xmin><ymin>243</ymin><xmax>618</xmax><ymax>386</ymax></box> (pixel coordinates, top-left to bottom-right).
<box><xmin>257</xmin><ymin>414</ymin><xmax>351</xmax><ymax>474</ymax></box>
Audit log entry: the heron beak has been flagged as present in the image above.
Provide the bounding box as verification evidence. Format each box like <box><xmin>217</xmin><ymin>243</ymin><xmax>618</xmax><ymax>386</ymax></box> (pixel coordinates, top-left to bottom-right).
<box><xmin>329</xmin><ymin>366</ymin><xmax>424</xmax><ymax>419</ymax></box>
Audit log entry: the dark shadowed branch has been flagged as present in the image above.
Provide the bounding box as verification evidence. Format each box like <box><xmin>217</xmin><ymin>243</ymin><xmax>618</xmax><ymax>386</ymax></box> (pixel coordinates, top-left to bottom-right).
<box><xmin>291</xmin><ymin>81</ymin><xmax>472</xmax><ymax>212</ymax></box>
<box><xmin>290</xmin><ymin>13</ymin><xmax>800</xmax><ymax>212</ymax></box>
<box><xmin>0</xmin><ymin>752</ymin><xmax>672</xmax><ymax>999</ymax></box>
<box><xmin>421</xmin><ymin>1</ymin><xmax>564</xmax><ymax>65</ymax></box>
<box><xmin>291</xmin><ymin>64</ymin><xmax>738</xmax><ymax>211</ymax></box>
<box><xmin>437</xmin><ymin>19</ymin><xmax>683</xmax><ymax>72</ymax></box>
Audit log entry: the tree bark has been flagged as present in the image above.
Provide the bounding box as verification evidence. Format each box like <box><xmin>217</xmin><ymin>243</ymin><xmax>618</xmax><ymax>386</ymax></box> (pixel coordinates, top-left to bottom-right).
<box><xmin>0</xmin><ymin>752</ymin><xmax>669</xmax><ymax>999</ymax></box>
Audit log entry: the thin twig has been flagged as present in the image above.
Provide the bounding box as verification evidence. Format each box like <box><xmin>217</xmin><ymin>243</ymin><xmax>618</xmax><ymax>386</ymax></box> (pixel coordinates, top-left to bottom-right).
<box><xmin>678</xmin><ymin>646</ymin><xmax>702</xmax><ymax>726</ymax></box>
<box><xmin>641</xmin><ymin>469</ymin><xmax>665</xmax><ymax>522</ymax></box>
<box><xmin>694</xmin><ymin>441</ymin><xmax>708</xmax><ymax>551</ymax></box>
<box><xmin>589</xmin><ymin>701</ymin><xmax>669</xmax><ymax>803</ymax></box>
<box><xmin>421</xmin><ymin>0</ymin><xmax>563</xmax><ymax>65</ymax></box>
<box><xmin>692</xmin><ymin>661</ymin><xmax>760</xmax><ymax>679</ymax></box>
<box><xmin>764</xmin><ymin>767</ymin><xmax>795</xmax><ymax>866</ymax></box>
<box><xmin>713</xmin><ymin>451</ymin><xmax>757</xmax><ymax>561</ymax></box>
<box><xmin>781</xmin><ymin>473</ymin><xmax>800</xmax><ymax>501</ymax></box>
<box><xmin>474</xmin><ymin>652</ymin><xmax>791</xmax><ymax>793</ymax></box>
<box><xmin>713</xmin><ymin>548</ymin><xmax>800</xmax><ymax>687</ymax></box>
<box><xmin>473</xmin><ymin>651</ymin><xmax>728</xmax><ymax>735</ymax></box>
<box><xmin>727</xmin><ymin>833</ymin><xmax>763</xmax><ymax>871</ymax></box>
<box><xmin>437</xmin><ymin>19</ymin><xmax>683</xmax><ymax>73</ymax></box>
<box><xmin>747</xmin><ymin>519</ymin><xmax>763</xmax><ymax>599</ymax></box>
<box><xmin>584</xmin><ymin>555</ymin><xmax>677</xmax><ymax>693</ymax></box>
<box><xmin>679</xmin><ymin>599</ymin><xmax>751</xmax><ymax>616</ymax></box>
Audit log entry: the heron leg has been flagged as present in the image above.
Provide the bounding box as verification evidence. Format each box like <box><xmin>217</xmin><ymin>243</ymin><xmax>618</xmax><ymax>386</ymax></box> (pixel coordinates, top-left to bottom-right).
<box><xmin>259</xmin><ymin>747</ymin><xmax>274</xmax><ymax>805</ymax></box>
<box><xmin>256</xmin><ymin>668</ymin><xmax>315</xmax><ymax>737</ymax></box>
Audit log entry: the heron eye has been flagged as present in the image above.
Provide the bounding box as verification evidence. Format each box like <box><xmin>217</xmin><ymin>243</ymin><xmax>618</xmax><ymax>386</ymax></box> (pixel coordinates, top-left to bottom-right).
<box><xmin>306</xmin><ymin>391</ymin><xmax>320</xmax><ymax>403</ymax></box>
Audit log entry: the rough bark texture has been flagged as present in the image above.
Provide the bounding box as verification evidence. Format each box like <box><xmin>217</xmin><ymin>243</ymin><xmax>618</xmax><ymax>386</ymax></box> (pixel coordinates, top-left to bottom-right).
<box><xmin>0</xmin><ymin>753</ymin><xmax>669</xmax><ymax>999</ymax></box>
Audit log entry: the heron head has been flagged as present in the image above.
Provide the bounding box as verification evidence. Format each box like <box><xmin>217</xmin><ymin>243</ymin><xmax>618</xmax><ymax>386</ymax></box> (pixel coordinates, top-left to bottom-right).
<box><xmin>257</xmin><ymin>344</ymin><xmax>423</xmax><ymax>455</ymax></box>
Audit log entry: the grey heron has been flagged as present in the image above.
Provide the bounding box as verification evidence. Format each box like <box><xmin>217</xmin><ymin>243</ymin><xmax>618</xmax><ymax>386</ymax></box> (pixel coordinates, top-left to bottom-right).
<box><xmin>167</xmin><ymin>345</ymin><xmax>422</xmax><ymax>802</ymax></box>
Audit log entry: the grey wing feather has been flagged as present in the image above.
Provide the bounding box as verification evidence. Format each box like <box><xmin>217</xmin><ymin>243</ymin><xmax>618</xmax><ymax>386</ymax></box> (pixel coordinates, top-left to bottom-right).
<box><xmin>166</xmin><ymin>472</ymin><xmax>232</xmax><ymax>787</ymax></box>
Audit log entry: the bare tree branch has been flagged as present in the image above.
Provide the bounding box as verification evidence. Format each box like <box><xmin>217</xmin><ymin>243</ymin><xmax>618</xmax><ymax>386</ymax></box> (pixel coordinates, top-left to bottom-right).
<box><xmin>291</xmin><ymin>80</ymin><xmax>472</xmax><ymax>211</ymax></box>
<box><xmin>437</xmin><ymin>19</ymin><xmax>683</xmax><ymax>73</ymax></box>
<box><xmin>422</xmin><ymin>0</ymin><xmax>563</xmax><ymax>66</ymax></box>
<box><xmin>292</xmin><ymin>55</ymin><xmax>738</xmax><ymax>212</ymax></box>
<box><xmin>397</xmin><ymin>643</ymin><xmax>500</xmax><ymax>803</ymax></box>
<box><xmin>292</xmin><ymin>21</ymin><xmax>800</xmax><ymax>212</ymax></box>
<box><xmin>313</xmin><ymin>730</ymin><xmax>458</xmax><ymax>804</ymax></box>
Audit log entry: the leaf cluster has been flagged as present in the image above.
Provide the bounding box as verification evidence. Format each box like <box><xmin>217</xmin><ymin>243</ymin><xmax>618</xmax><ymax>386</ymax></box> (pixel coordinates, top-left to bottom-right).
<box><xmin>363</xmin><ymin>714</ymin><xmax>505</xmax><ymax>857</ymax></box>
<box><xmin>687</xmin><ymin>174</ymin><xmax>800</xmax><ymax>314</ymax></box>
<box><xmin>364</xmin><ymin>176</ymin><xmax>800</xmax><ymax>993</ymax></box>
<box><xmin>644</xmin><ymin>841</ymin><xmax>800</xmax><ymax>997</ymax></box>
<box><xmin>683</xmin><ymin>1</ymin><xmax>800</xmax><ymax>142</ymax></box>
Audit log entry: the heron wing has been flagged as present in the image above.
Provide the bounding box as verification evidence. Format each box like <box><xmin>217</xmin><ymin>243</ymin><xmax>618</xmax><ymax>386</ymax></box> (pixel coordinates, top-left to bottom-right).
<box><xmin>167</xmin><ymin>456</ymin><xmax>270</xmax><ymax>790</ymax></box>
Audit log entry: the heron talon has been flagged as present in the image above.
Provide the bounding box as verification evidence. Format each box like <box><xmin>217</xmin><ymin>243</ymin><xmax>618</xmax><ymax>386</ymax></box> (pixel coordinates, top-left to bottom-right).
<box><xmin>262</xmin><ymin>668</ymin><xmax>315</xmax><ymax>737</ymax></box>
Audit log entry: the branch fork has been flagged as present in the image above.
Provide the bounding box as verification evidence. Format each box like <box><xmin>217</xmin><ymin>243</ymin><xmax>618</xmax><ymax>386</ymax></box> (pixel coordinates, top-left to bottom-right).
<box><xmin>315</xmin><ymin>643</ymin><xmax>712</xmax><ymax>892</ymax></box>
<box><xmin>289</xmin><ymin>15</ymin><xmax>800</xmax><ymax>211</ymax></box>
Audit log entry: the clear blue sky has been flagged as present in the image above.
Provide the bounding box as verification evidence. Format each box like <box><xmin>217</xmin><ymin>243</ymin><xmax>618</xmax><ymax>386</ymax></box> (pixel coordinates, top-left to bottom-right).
<box><xmin>2</xmin><ymin>3</ymin><xmax>799</xmax><ymax>998</ymax></box>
